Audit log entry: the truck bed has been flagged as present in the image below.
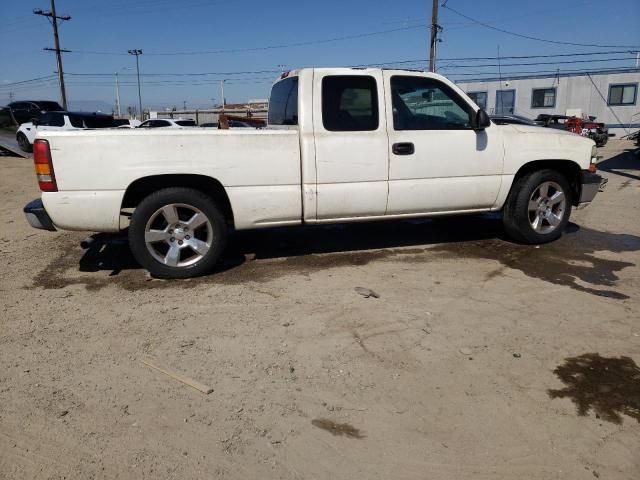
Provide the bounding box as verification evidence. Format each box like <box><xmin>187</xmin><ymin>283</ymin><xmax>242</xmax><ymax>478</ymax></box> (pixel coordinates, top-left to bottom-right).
<box><xmin>40</xmin><ymin>128</ymin><xmax>302</xmax><ymax>231</ymax></box>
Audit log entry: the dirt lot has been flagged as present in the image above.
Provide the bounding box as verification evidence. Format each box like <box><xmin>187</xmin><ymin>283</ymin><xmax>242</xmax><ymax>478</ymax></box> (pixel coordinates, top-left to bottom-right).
<box><xmin>1</xmin><ymin>140</ymin><xmax>639</xmax><ymax>480</ymax></box>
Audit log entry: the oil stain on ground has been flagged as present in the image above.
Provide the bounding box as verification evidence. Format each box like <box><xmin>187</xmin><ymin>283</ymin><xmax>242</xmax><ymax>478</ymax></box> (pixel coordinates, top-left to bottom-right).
<box><xmin>30</xmin><ymin>217</ymin><xmax>639</xmax><ymax>296</ymax></box>
<box><xmin>311</xmin><ymin>418</ymin><xmax>365</xmax><ymax>439</ymax></box>
<box><xmin>548</xmin><ymin>353</ymin><xmax>640</xmax><ymax>424</ymax></box>
<box><xmin>428</xmin><ymin>220</ymin><xmax>639</xmax><ymax>299</ymax></box>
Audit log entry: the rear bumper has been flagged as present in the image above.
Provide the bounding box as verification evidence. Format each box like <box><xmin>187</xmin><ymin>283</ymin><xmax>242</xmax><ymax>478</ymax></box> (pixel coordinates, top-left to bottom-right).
<box><xmin>24</xmin><ymin>198</ymin><xmax>56</xmax><ymax>231</ymax></box>
<box><xmin>577</xmin><ymin>171</ymin><xmax>606</xmax><ymax>208</ymax></box>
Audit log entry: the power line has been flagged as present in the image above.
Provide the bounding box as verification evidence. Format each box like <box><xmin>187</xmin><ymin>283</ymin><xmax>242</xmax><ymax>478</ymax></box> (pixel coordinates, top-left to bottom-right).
<box><xmin>60</xmin><ymin>51</ymin><xmax>638</xmax><ymax>79</ymax></box>
<box><xmin>434</xmin><ymin>57</ymin><xmax>637</xmax><ymax>69</ymax></box>
<box><xmin>65</xmin><ymin>69</ymin><xmax>282</xmax><ymax>77</ymax></box>
<box><xmin>442</xmin><ymin>3</ymin><xmax>640</xmax><ymax>49</ymax></box>
<box><xmin>445</xmin><ymin>66</ymin><xmax>640</xmax><ymax>78</ymax></box>
<box><xmin>0</xmin><ymin>75</ymin><xmax>58</xmax><ymax>87</ymax></box>
<box><xmin>354</xmin><ymin>50</ymin><xmax>639</xmax><ymax>67</ymax></box>
<box><xmin>67</xmin><ymin>24</ymin><xmax>429</xmax><ymax>57</ymax></box>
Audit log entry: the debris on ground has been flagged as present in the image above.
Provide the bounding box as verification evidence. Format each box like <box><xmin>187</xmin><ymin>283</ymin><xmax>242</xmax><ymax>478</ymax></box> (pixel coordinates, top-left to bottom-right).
<box><xmin>141</xmin><ymin>359</ymin><xmax>214</xmax><ymax>394</ymax></box>
<box><xmin>354</xmin><ymin>287</ymin><xmax>380</xmax><ymax>299</ymax></box>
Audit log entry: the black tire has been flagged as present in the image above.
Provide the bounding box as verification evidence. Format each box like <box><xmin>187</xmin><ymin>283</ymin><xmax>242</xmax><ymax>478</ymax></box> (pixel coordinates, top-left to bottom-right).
<box><xmin>17</xmin><ymin>133</ymin><xmax>32</xmax><ymax>153</ymax></box>
<box><xmin>128</xmin><ymin>187</ymin><xmax>227</xmax><ymax>279</ymax></box>
<box><xmin>502</xmin><ymin>169</ymin><xmax>572</xmax><ymax>244</ymax></box>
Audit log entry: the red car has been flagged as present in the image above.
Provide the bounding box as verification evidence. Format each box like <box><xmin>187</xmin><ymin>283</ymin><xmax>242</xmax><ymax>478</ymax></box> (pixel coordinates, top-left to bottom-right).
<box><xmin>535</xmin><ymin>114</ymin><xmax>610</xmax><ymax>147</ymax></box>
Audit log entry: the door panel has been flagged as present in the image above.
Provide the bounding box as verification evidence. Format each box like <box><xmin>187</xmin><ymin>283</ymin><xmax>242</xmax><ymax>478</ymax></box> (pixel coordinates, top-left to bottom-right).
<box><xmin>384</xmin><ymin>72</ymin><xmax>503</xmax><ymax>215</ymax></box>
<box><xmin>313</xmin><ymin>69</ymin><xmax>389</xmax><ymax>219</ymax></box>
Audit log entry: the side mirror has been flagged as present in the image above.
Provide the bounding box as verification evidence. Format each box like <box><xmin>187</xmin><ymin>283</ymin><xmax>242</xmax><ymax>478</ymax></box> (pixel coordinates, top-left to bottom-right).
<box><xmin>31</xmin><ymin>118</ymin><xmax>39</xmax><ymax>126</ymax></box>
<box><xmin>472</xmin><ymin>109</ymin><xmax>491</xmax><ymax>130</ymax></box>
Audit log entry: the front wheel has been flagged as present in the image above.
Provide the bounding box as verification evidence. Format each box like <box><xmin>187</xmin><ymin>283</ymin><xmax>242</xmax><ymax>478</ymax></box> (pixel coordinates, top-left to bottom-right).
<box><xmin>503</xmin><ymin>169</ymin><xmax>572</xmax><ymax>244</ymax></box>
<box><xmin>128</xmin><ymin>187</ymin><xmax>227</xmax><ymax>279</ymax></box>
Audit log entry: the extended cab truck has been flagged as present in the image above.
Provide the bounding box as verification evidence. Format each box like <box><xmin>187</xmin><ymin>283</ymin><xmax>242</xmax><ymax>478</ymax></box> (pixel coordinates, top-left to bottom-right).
<box><xmin>24</xmin><ymin>68</ymin><xmax>604</xmax><ymax>279</ymax></box>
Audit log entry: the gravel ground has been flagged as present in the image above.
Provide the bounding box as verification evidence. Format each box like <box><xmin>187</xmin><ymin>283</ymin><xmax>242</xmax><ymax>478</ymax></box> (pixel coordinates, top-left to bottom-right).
<box><xmin>1</xmin><ymin>140</ymin><xmax>639</xmax><ymax>480</ymax></box>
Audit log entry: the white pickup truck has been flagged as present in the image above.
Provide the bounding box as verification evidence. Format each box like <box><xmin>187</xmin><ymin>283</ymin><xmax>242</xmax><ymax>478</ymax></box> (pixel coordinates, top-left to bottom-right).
<box><xmin>25</xmin><ymin>68</ymin><xmax>604</xmax><ymax>278</ymax></box>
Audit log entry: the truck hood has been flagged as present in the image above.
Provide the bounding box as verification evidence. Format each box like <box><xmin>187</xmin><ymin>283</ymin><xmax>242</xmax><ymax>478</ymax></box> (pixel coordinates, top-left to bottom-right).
<box><xmin>506</xmin><ymin>124</ymin><xmax>576</xmax><ymax>137</ymax></box>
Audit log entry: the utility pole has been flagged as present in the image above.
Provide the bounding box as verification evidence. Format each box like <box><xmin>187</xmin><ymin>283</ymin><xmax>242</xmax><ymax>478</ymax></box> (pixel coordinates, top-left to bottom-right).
<box><xmin>9</xmin><ymin>92</ymin><xmax>14</xmax><ymax>103</ymax></box>
<box><xmin>34</xmin><ymin>0</ymin><xmax>71</xmax><ymax>109</ymax></box>
<box><xmin>429</xmin><ymin>0</ymin><xmax>440</xmax><ymax>72</ymax></box>
<box><xmin>220</xmin><ymin>80</ymin><xmax>225</xmax><ymax>110</ymax></box>
<box><xmin>128</xmin><ymin>49</ymin><xmax>143</xmax><ymax>120</ymax></box>
<box><xmin>183</xmin><ymin>100</ymin><xmax>187</xmax><ymax>111</ymax></box>
<box><xmin>115</xmin><ymin>72</ymin><xmax>121</xmax><ymax>117</ymax></box>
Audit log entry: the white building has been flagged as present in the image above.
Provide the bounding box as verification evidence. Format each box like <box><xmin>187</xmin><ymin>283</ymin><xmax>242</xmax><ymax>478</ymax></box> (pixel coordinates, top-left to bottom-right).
<box><xmin>455</xmin><ymin>68</ymin><xmax>639</xmax><ymax>136</ymax></box>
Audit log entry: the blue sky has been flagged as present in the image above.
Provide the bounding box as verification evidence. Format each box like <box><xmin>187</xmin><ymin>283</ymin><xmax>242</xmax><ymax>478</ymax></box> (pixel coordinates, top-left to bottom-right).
<box><xmin>1</xmin><ymin>0</ymin><xmax>638</xmax><ymax>111</ymax></box>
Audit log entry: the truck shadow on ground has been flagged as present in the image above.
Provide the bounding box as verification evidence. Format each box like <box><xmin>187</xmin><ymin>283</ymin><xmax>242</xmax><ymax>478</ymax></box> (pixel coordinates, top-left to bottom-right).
<box><xmin>598</xmin><ymin>148</ymin><xmax>640</xmax><ymax>182</ymax></box>
<box><xmin>548</xmin><ymin>353</ymin><xmax>640</xmax><ymax>424</ymax></box>
<box><xmin>31</xmin><ymin>215</ymin><xmax>639</xmax><ymax>296</ymax></box>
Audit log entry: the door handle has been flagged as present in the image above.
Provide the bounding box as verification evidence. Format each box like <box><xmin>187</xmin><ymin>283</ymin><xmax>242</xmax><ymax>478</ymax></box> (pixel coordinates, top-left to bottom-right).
<box><xmin>392</xmin><ymin>142</ymin><xmax>415</xmax><ymax>155</ymax></box>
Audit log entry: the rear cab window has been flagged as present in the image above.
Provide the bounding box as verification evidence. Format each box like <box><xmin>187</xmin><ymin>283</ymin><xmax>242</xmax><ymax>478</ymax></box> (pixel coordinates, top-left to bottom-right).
<box><xmin>84</xmin><ymin>116</ymin><xmax>116</xmax><ymax>128</ymax></box>
<box><xmin>268</xmin><ymin>76</ymin><xmax>298</xmax><ymax>126</ymax></box>
<box><xmin>69</xmin><ymin>115</ymin><xmax>85</xmax><ymax>128</ymax></box>
<box><xmin>40</xmin><ymin>112</ymin><xmax>65</xmax><ymax>127</ymax></box>
<box><xmin>321</xmin><ymin>76</ymin><xmax>378</xmax><ymax>131</ymax></box>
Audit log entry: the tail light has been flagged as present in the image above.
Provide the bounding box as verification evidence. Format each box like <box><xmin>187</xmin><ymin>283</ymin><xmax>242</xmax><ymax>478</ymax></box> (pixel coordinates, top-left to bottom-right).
<box><xmin>33</xmin><ymin>139</ymin><xmax>57</xmax><ymax>192</ymax></box>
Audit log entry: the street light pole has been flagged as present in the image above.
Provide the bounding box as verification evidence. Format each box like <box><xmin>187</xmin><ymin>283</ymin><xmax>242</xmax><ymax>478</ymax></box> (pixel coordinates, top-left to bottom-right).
<box><xmin>128</xmin><ymin>49</ymin><xmax>143</xmax><ymax>119</ymax></box>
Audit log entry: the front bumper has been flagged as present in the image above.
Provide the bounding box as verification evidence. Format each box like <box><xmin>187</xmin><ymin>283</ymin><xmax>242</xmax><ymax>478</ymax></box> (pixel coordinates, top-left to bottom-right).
<box><xmin>577</xmin><ymin>171</ymin><xmax>606</xmax><ymax>208</ymax></box>
<box><xmin>24</xmin><ymin>198</ymin><xmax>56</xmax><ymax>231</ymax></box>
<box><xmin>590</xmin><ymin>132</ymin><xmax>609</xmax><ymax>146</ymax></box>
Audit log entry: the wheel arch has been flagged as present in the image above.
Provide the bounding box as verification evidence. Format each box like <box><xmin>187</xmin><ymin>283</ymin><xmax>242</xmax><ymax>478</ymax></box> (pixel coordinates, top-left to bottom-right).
<box><xmin>512</xmin><ymin>159</ymin><xmax>582</xmax><ymax>206</ymax></box>
<box><xmin>121</xmin><ymin>174</ymin><xmax>235</xmax><ymax>227</ymax></box>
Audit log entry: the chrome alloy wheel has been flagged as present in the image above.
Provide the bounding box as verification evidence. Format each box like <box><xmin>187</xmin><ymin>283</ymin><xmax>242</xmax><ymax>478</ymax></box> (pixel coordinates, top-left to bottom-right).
<box><xmin>144</xmin><ymin>203</ymin><xmax>214</xmax><ymax>268</ymax></box>
<box><xmin>527</xmin><ymin>181</ymin><xmax>566</xmax><ymax>234</ymax></box>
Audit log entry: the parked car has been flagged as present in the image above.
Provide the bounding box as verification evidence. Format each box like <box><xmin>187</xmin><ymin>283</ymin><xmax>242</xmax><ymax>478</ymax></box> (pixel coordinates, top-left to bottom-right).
<box><xmin>0</xmin><ymin>107</ymin><xmax>12</xmax><ymax>127</ymax></box>
<box><xmin>137</xmin><ymin>118</ymin><xmax>197</xmax><ymax>128</ymax></box>
<box><xmin>6</xmin><ymin>100</ymin><xmax>64</xmax><ymax>125</ymax></box>
<box><xmin>490</xmin><ymin>114</ymin><xmax>539</xmax><ymax>126</ymax></box>
<box><xmin>535</xmin><ymin>114</ymin><xmax>609</xmax><ymax>147</ymax></box>
<box><xmin>24</xmin><ymin>67</ymin><xmax>604</xmax><ymax>279</ymax></box>
<box><xmin>113</xmin><ymin>118</ymin><xmax>141</xmax><ymax>128</ymax></box>
<box><xmin>16</xmin><ymin>111</ymin><xmax>116</xmax><ymax>152</ymax></box>
<box><xmin>199</xmin><ymin>121</ymin><xmax>254</xmax><ymax>128</ymax></box>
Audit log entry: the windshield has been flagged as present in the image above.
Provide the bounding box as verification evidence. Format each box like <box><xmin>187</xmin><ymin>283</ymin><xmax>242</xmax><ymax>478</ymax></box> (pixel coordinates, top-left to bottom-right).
<box><xmin>68</xmin><ymin>115</ymin><xmax>116</xmax><ymax>128</ymax></box>
<box><xmin>175</xmin><ymin>120</ymin><xmax>196</xmax><ymax>127</ymax></box>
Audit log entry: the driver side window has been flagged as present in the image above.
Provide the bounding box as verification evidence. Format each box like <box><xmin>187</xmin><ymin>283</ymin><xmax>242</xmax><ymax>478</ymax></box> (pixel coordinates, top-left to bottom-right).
<box><xmin>391</xmin><ymin>76</ymin><xmax>472</xmax><ymax>130</ymax></box>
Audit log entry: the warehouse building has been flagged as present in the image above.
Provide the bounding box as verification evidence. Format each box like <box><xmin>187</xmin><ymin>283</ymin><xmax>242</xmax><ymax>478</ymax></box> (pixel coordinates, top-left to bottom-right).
<box><xmin>455</xmin><ymin>68</ymin><xmax>640</xmax><ymax>136</ymax></box>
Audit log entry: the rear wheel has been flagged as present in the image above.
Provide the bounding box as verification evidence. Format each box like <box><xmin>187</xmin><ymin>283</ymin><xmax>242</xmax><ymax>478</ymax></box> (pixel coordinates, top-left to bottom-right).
<box><xmin>503</xmin><ymin>169</ymin><xmax>572</xmax><ymax>244</ymax></box>
<box><xmin>17</xmin><ymin>133</ymin><xmax>32</xmax><ymax>153</ymax></box>
<box><xmin>128</xmin><ymin>187</ymin><xmax>227</xmax><ymax>278</ymax></box>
